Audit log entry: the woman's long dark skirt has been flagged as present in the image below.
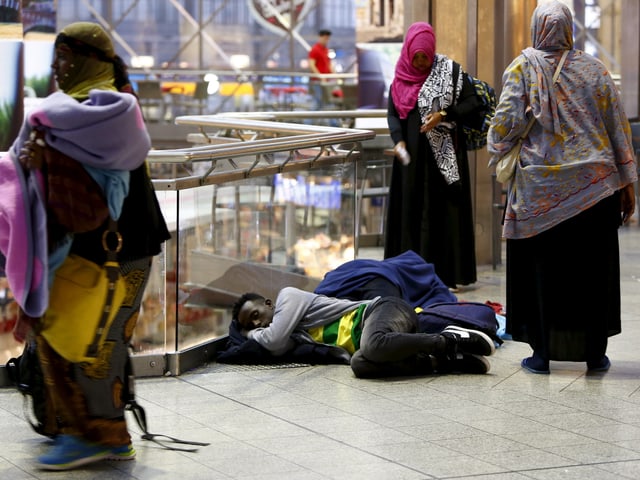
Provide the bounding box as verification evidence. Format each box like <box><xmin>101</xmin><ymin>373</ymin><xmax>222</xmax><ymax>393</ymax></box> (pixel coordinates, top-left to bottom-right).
<box><xmin>505</xmin><ymin>192</ymin><xmax>622</xmax><ymax>363</ymax></box>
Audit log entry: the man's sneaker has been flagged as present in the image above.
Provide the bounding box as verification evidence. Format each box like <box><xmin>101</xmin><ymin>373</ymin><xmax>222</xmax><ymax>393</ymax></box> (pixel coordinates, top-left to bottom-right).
<box><xmin>435</xmin><ymin>354</ymin><xmax>490</xmax><ymax>374</ymax></box>
<box><xmin>453</xmin><ymin>354</ymin><xmax>490</xmax><ymax>374</ymax></box>
<box><xmin>441</xmin><ymin>325</ymin><xmax>496</xmax><ymax>357</ymax></box>
<box><xmin>106</xmin><ymin>444</ymin><xmax>136</xmax><ymax>461</ymax></box>
<box><xmin>37</xmin><ymin>434</ymin><xmax>110</xmax><ymax>471</ymax></box>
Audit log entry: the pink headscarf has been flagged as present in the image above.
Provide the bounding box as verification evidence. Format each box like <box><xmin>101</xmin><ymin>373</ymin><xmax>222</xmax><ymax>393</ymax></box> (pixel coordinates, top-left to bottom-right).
<box><xmin>391</xmin><ymin>22</ymin><xmax>436</xmax><ymax>119</ymax></box>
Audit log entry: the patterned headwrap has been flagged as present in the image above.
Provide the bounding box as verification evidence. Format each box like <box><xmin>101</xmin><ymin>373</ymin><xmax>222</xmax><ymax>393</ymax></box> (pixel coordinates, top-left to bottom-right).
<box><xmin>54</xmin><ymin>22</ymin><xmax>117</xmax><ymax>99</ymax></box>
<box><xmin>523</xmin><ymin>1</ymin><xmax>574</xmax><ymax>134</ymax></box>
<box><xmin>391</xmin><ymin>22</ymin><xmax>436</xmax><ymax>119</ymax></box>
<box><xmin>530</xmin><ymin>1</ymin><xmax>574</xmax><ymax>51</ymax></box>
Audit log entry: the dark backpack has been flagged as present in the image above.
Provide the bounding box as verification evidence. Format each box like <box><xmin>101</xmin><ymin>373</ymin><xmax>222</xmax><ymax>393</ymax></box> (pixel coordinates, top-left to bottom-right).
<box><xmin>7</xmin><ymin>342</ymin><xmax>209</xmax><ymax>451</ymax></box>
<box><xmin>453</xmin><ymin>63</ymin><xmax>497</xmax><ymax>151</ymax></box>
<box><xmin>6</xmin><ymin>340</ymin><xmax>57</xmax><ymax>437</ymax></box>
<box><xmin>416</xmin><ymin>301</ymin><xmax>503</xmax><ymax>345</ymax></box>
<box><xmin>463</xmin><ymin>75</ymin><xmax>497</xmax><ymax>150</ymax></box>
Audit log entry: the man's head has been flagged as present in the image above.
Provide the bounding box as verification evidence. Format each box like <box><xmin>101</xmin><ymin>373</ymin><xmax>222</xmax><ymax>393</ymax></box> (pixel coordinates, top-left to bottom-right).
<box><xmin>232</xmin><ymin>292</ymin><xmax>275</xmax><ymax>331</ymax></box>
<box><xmin>317</xmin><ymin>29</ymin><xmax>331</xmax><ymax>45</ymax></box>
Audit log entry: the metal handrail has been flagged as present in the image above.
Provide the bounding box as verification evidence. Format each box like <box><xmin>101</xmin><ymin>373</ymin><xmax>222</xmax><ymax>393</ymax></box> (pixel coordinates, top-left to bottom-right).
<box><xmin>147</xmin><ymin>116</ymin><xmax>377</xmax><ymax>189</ymax></box>
<box><xmin>201</xmin><ymin>109</ymin><xmax>387</xmax><ymax>121</ymax></box>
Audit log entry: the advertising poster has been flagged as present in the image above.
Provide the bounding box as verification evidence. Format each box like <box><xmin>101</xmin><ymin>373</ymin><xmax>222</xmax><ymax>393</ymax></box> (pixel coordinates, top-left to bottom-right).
<box><xmin>0</xmin><ymin>1</ymin><xmax>56</xmax><ymax>362</ymax></box>
<box><xmin>23</xmin><ymin>0</ymin><xmax>56</xmax><ymax>116</ymax></box>
<box><xmin>0</xmin><ymin>0</ymin><xmax>23</xmax><ymax>151</ymax></box>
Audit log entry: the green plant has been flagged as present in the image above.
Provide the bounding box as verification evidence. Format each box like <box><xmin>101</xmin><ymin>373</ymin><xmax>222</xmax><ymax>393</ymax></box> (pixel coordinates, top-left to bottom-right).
<box><xmin>26</xmin><ymin>75</ymin><xmax>52</xmax><ymax>97</ymax></box>
<box><xmin>0</xmin><ymin>101</ymin><xmax>14</xmax><ymax>151</ymax></box>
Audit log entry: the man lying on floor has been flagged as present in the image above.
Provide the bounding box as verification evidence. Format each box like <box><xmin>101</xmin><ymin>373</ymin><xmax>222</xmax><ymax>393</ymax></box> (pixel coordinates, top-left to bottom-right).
<box><xmin>216</xmin><ymin>251</ymin><xmax>501</xmax><ymax>370</ymax></box>
<box><xmin>232</xmin><ymin>287</ymin><xmax>495</xmax><ymax>378</ymax></box>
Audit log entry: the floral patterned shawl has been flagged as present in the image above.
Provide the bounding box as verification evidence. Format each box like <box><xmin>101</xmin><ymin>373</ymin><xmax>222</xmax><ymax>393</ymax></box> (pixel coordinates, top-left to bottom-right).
<box><xmin>487</xmin><ymin>1</ymin><xmax>637</xmax><ymax>239</ymax></box>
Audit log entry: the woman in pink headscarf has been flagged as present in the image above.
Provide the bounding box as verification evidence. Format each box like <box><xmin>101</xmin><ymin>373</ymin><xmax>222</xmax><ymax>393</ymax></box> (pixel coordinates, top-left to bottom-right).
<box><xmin>385</xmin><ymin>22</ymin><xmax>482</xmax><ymax>291</ymax></box>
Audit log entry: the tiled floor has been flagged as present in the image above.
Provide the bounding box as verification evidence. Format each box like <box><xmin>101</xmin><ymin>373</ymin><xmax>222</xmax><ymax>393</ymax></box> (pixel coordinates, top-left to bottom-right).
<box><xmin>1</xmin><ymin>225</ymin><xmax>639</xmax><ymax>479</ymax></box>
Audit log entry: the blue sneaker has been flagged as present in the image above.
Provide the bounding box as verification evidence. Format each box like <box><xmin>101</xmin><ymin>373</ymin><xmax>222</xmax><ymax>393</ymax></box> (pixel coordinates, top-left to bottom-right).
<box><xmin>106</xmin><ymin>444</ymin><xmax>136</xmax><ymax>461</ymax></box>
<box><xmin>37</xmin><ymin>434</ymin><xmax>110</xmax><ymax>471</ymax></box>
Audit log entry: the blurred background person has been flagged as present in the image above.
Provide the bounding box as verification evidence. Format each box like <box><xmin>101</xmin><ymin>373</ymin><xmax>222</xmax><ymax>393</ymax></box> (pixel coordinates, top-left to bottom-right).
<box><xmin>308</xmin><ymin>29</ymin><xmax>334</xmax><ymax>111</ymax></box>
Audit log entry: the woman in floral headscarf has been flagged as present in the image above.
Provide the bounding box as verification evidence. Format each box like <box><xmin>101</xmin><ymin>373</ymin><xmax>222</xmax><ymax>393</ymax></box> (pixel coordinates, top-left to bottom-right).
<box><xmin>385</xmin><ymin>22</ymin><xmax>482</xmax><ymax>291</ymax></box>
<box><xmin>487</xmin><ymin>1</ymin><xmax>637</xmax><ymax>374</ymax></box>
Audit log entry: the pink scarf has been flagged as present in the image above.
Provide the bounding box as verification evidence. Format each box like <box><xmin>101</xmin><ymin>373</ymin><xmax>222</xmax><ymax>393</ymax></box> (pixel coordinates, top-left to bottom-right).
<box><xmin>391</xmin><ymin>22</ymin><xmax>436</xmax><ymax>119</ymax></box>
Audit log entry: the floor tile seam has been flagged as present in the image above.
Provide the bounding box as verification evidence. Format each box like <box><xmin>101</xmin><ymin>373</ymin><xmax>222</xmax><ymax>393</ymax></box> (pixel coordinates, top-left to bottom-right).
<box><xmin>535</xmin><ymin>441</ymin><xmax>640</xmax><ymax>462</ymax></box>
<box><xmin>487</xmin><ymin>458</ymin><xmax>640</xmax><ymax>480</ymax></box>
<box><xmin>458</xmin><ymin>449</ymin><xmax>627</xmax><ymax>479</ymax></box>
<box><xmin>134</xmin><ymin>377</ymin><xmax>336</xmax><ymax>442</ymax></box>
<box><xmin>432</xmin><ymin>462</ymin><xmax>636</xmax><ymax>480</ymax></box>
<box><xmin>263</xmin><ymin>440</ymin><xmax>443</xmax><ymax>480</ymax></box>
<box><xmin>203</xmin><ymin>453</ymin><xmax>321</xmax><ymax>477</ymax></box>
<box><xmin>161</xmin><ymin>381</ymin><xmax>413</xmax><ymax>451</ymax></box>
<box><xmin>592</xmin><ymin>459</ymin><xmax>640</xmax><ymax>479</ymax></box>
<box><xmin>456</xmin><ymin>411</ymin><xmax>607</xmax><ymax>442</ymax></box>
<box><xmin>394</xmin><ymin>418</ymin><xmax>517</xmax><ymax>446</ymax></box>
<box><xmin>429</xmin><ymin>433</ymin><xmax>546</xmax><ymax>456</ymax></box>
<box><xmin>315</xmin><ymin>370</ymin><xmax>441</xmax><ymax>400</ymax></box>
<box><xmin>190</xmin><ymin>400</ymin><xmax>478</xmax><ymax>477</ymax></box>
<box><xmin>527</xmin><ymin>406</ymin><xmax>640</xmax><ymax>431</ymax></box>
<box><xmin>480</xmin><ymin>385</ymin><xmax>640</xmax><ymax>421</ymax></box>
<box><xmin>201</xmin><ymin>416</ymin><xmax>455</xmax><ymax>478</ymax></box>
<box><xmin>169</xmin><ymin>372</ymin><xmax>323</xmax><ymax>413</ymax></box>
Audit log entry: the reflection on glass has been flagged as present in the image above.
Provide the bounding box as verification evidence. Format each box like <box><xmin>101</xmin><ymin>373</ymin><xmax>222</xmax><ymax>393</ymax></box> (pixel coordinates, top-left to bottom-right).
<box><xmin>130</xmin><ymin>164</ymin><xmax>356</xmax><ymax>355</ymax></box>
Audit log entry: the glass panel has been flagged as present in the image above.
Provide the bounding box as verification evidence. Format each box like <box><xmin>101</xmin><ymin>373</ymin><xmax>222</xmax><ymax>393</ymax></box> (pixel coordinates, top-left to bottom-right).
<box><xmin>131</xmin><ymin>191</ymin><xmax>172</xmax><ymax>355</ymax></box>
<box><xmin>0</xmin><ymin>277</ymin><xmax>22</xmax><ymax>364</ymax></box>
<box><xmin>127</xmin><ymin>159</ymin><xmax>357</xmax><ymax>357</ymax></box>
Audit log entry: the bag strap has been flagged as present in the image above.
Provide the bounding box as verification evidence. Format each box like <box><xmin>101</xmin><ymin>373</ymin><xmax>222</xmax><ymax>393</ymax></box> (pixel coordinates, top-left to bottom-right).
<box><xmin>85</xmin><ymin>218</ymin><xmax>121</xmax><ymax>359</ymax></box>
<box><xmin>123</xmin><ymin>353</ymin><xmax>210</xmax><ymax>452</ymax></box>
<box><xmin>520</xmin><ymin>50</ymin><xmax>569</xmax><ymax>139</ymax></box>
<box><xmin>553</xmin><ymin>50</ymin><xmax>569</xmax><ymax>83</ymax></box>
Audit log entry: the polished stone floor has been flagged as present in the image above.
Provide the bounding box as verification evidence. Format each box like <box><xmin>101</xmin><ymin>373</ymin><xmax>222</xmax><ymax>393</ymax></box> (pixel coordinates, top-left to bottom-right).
<box><xmin>1</xmin><ymin>224</ymin><xmax>639</xmax><ymax>479</ymax></box>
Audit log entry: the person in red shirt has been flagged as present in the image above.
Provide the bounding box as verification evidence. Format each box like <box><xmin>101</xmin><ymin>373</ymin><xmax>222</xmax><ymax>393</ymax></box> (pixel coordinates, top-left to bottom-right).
<box><xmin>308</xmin><ymin>29</ymin><xmax>334</xmax><ymax>110</ymax></box>
<box><xmin>309</xmin><ymin>29</ymin><xmax>333</xmax><ymax>76</ymax></box>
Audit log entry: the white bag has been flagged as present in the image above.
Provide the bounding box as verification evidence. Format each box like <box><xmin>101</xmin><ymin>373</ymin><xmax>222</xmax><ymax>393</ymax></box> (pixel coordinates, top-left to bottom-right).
<box><xmin>495</xmin><ymin>139</ymin><xmax>523</xmax><ymax>184</ymax></box>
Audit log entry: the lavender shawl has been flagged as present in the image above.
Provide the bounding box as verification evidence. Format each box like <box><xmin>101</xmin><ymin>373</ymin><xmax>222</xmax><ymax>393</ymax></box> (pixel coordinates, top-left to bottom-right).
<box><xmin>0</xmin><ymin>89</ymin><xmax>150</xmax><ymax>317</ymax></box>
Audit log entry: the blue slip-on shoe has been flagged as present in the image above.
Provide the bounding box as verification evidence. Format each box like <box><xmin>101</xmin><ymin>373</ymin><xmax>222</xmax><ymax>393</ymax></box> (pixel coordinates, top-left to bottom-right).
<box><xmin>521</xmin><ymin>357</ymin><xmax>550</xmax><ymax>374</ymax></box>
<box><xmin>106</xmin><ymin>443</ymin><xmax>136</xmax><ymax>461</ymax></box>
<box><xmin>587</xmin><ymin>355</ymin><xmax>611</xmax><ymax>372</ymax></box>
<box><xmin>37</xmin><ymin>434</ymin><xmax>110</xmax><ymax>471</ymax></box>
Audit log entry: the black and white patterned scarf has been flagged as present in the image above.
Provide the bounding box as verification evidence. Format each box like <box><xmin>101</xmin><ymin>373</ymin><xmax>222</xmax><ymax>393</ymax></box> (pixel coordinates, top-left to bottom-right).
<box><xmin>417</xmin><ymin>54</ymin><xmax>463</xmax><ymax>184</ymax></box>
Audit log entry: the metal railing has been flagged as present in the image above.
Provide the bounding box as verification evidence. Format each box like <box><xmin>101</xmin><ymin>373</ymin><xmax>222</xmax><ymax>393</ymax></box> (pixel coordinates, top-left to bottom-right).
<box><xmin>147</xmin><ymin>115</ymin><xmax>378</xmax><ymax>189</ymax></box>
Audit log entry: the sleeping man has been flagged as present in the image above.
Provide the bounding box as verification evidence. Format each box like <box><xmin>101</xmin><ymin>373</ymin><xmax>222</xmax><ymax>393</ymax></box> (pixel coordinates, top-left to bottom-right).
<box><xmin>233</xmin><ymin>286</ymin><xmax>495</xmax><ymax>378</ymax></box>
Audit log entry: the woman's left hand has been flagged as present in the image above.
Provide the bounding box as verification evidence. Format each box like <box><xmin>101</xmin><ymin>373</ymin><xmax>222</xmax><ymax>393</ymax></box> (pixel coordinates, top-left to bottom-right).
<box><xmin>420</xmin><ymin>111</ymin><xmax>445</xmax><ymax>133</ymax></box>
<box><xmin>620</xmin><ymin>183</ymin><xmax>636</xmax><ymax>224</ymax></box>
<box><xmin>18</xmin><ymin>130</ymin><xmax>46</xmax><ymax>170</ymax></box>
